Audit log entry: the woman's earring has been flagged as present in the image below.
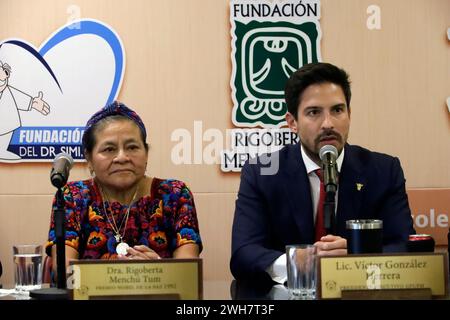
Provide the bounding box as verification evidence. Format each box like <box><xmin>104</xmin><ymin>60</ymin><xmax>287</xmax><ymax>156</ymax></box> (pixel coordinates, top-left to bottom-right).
<box><xmin>89</xmin><ymin>168</ymin><xmax>95</xmax><ymax>178</ymax></box>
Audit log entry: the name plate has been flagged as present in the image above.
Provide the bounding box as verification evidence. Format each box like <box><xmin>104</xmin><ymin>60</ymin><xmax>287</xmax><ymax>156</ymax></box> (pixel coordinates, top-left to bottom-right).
<box><xmin>69</xmin><ymin>258</ymin><xmax>202</xmax><ymax>300</ymax></box>
<box><xmin>318</xmin><ymin>253</ymin><xmax>448</xmax><ymax>299</ymax></box>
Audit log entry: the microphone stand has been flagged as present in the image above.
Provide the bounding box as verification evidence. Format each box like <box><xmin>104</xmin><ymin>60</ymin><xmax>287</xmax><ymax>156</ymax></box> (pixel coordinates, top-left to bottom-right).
<box><xmin>30</xmin><ymin>187</ymin><xmax>69</xmax><ymax>300</ymax></box>
<box><xmin>324</xmin><ymin>189</ymin><xmax>336</xmax><ymax>235</ymax></box>
<box><xmin>322</xmin><ymin>150</ymin><xmax>338</xmax><ymax>235</ymax></box>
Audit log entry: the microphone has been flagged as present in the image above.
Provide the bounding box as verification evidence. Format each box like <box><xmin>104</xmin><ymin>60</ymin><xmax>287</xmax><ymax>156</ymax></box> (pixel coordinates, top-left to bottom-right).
<box><xmin>319</xmin><ymin>145</ymin><xmax>339</xmax><ymax>194</ymax></box>
<box><xmin>31</xmin><ymin>153</ymin><xmax>72</xmax><ymax>299</ymax></box>
<box><xmin>319</xmin><ymin>145</ymin><xmax>339</xmax><ymax>234</ymax></box>
<box><xmin>50</xmin><ymin>152</ymin><xmax>74</xmax><ymax>188</ymax></box>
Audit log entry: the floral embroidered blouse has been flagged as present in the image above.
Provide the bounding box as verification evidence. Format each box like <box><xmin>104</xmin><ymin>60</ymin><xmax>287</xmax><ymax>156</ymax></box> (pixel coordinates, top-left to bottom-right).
<box><xmin>45</xmin><ymin>178</ymin><xmax>202</xmax><ymax>259</ymax></box>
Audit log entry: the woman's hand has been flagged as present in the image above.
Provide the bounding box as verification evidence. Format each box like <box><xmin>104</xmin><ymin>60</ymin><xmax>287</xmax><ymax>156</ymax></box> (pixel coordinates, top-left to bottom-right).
<box><xmin>117</xmin><ymin>245</ymin><xmax>161</xmax><ymax>260</ymax></box>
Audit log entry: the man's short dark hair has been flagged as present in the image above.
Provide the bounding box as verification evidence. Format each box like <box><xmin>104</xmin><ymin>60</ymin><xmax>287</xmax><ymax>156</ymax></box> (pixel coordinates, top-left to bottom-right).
<box><xmin>285</xmin><ymin>62</ymin><xmax>351</xmax><ymax>119</ymax></box>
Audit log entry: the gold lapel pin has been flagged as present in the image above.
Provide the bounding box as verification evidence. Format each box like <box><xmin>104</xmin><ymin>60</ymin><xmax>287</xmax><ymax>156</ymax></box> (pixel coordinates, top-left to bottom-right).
<box><xmin>356</xmin><ymin>183</ymin><xmax>364</xmax><ymax>191</ymax></box>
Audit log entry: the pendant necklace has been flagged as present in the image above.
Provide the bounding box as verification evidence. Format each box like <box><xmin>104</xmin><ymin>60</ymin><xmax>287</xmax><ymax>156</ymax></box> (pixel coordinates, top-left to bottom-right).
<box><xmin>99</xmin><ymin>183</ymin><xmax>138</xmax><ymax>255</ymax></box>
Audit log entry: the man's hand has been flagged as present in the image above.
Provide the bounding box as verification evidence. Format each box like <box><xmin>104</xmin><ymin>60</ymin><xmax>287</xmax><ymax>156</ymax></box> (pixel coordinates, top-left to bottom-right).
<box><xmin>314</xmin><ymin>235</ymin><xmax>347</xmax><ymax>256</ymax></box>
<box><xmin>31</xmin><ymin>91</ymin><xmax>50</xmax><ymax>115</ymax></box>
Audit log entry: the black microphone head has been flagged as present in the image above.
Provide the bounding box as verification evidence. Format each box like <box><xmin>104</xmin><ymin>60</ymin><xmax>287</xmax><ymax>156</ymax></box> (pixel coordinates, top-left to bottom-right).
<box><xmin>54</xmin><ymin>152</ymin><xmax>74</xmax><ymax>169</ymax></box>
<box><xmin>50</xmin><ymin>152</ymin><xmax>74</xmax><ymax>188</ymax></box>
<box><xmin>319</xmin><ymin>145</ymin><xmax>338</xmax><ymax>161</ymax></box>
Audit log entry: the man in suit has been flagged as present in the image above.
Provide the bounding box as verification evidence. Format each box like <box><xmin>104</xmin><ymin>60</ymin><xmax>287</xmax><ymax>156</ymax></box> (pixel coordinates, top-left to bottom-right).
<box><xmin>230</xmin><ymin>62</ymin><xmax>415</xmax><ymax>283</ymax></box>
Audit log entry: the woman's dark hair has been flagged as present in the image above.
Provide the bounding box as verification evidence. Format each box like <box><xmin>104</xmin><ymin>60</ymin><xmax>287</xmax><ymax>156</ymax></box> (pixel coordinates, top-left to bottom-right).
<box><xmin>82</xmin><ymin>115</ymin><xmax>149</xmax><ymax>157</ymax></box>
<box><xmin>285</xmin><ymin>62</ymin><xmax>351</xmax><ymax>119</ymax></box>
<box><xmin>82</xmin><ymin>101</ymin><xmax>149</xmax><ymax>158</ymax></box>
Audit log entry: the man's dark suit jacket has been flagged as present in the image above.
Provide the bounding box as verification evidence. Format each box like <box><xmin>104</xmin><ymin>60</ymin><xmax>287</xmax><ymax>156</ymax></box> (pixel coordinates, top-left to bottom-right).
<box><xmin>230</xmin><ymin>143</ymin><xmax>415</xmax><ymax>282</ymax></box>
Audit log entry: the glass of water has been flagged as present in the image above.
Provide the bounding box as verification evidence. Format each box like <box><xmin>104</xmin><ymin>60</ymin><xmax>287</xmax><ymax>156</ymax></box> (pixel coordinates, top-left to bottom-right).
<box><xmin>13</xmin><ymin>244</ymin><xmax>43</xmax><ymax>293</ymax></box>
<box><xmin>286</xmin><ymin>244</ymin><xmax>317</xmax><ymax>300</ymax></box>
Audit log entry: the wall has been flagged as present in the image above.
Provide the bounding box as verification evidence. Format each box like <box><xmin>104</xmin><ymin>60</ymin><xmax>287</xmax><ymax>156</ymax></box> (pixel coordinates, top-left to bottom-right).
<box><xmin>0</xmin><ymin>0</ymin><xmax>449</xmax><ymax>287</ymax></box>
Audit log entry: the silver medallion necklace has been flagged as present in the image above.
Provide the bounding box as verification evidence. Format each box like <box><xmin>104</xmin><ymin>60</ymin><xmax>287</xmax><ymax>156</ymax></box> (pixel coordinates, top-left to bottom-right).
<box><xmin>98</xmin><ymin>182</ymin><xmax>138</xmax><ymax>255</ymax></box>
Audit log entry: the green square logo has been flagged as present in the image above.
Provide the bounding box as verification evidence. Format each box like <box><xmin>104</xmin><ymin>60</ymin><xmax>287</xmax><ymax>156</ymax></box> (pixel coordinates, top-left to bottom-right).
<box><xmin>230</xmin><ymin>1</ymin><xmax>322</xmax><ymax>127</ymax></box>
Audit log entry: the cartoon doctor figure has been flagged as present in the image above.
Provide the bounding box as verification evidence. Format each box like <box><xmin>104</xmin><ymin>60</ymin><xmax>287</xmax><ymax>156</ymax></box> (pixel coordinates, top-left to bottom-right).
<box><xmin>0</xmin><ymin>60</ymin><xmax>50</xmax><ymax>160</ymax></box>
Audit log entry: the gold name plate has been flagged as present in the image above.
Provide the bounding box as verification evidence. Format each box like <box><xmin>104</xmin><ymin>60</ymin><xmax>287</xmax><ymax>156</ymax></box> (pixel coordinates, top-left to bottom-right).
<box><xmin>69</xmin><ymin>258</ymin><xmax>202</xmax><ymax>300</ymax></box>
<box><xmin>318</xmin><ymin>253</ymin><xmax>449</xmax><ymax>299</ymax></box>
